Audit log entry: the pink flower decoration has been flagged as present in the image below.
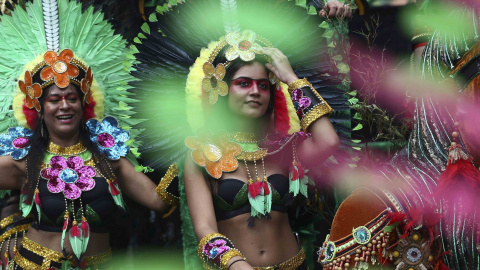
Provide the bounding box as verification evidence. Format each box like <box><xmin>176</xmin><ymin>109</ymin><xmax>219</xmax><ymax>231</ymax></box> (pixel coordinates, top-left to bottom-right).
<box><xmin>202</xmin><ymin>239</ymin><xmax>231</xmax><ymax>260</ymax></box>
<box><xmin>41</xmin><ymin>156</ymin><xmax>96</xmax><ymax>200</ymax></box>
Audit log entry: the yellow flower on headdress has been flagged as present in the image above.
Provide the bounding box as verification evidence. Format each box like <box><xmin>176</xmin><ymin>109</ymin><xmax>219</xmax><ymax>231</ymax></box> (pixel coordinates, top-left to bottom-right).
<box><xmin>40</xmin><ymin>49</ymin><xmax>79</xmax><ymax>88</ymax></box>
<box><xmin>225</xmin><ymin>30</ymin><xmax>262</xmax><ymax>62</ymax></box>
<box><xmin>81</xmin><ymin>67</ymin><xmax>94</xmax><ymax>104</ymax></box>
<box><xmin>202</xmin><ymin>62</ymin><xmax>228</xmax><ymax>104</ymax></box>
<box><xmin>18</xmin><ymin>71</ymin><xmax>42</xmax><ymax>111</ymax></box>
<box><xmin>185</xmin><ymin>131</ymin><xmax>241</xmax><ymax>179</ymax></box>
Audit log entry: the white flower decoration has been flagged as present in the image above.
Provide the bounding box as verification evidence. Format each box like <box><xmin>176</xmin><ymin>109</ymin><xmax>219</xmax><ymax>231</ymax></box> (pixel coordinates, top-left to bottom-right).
<box><xmin>225</xmin><ymin>30</ymin><xmax>262</xmax><ymax>62</ymax></box>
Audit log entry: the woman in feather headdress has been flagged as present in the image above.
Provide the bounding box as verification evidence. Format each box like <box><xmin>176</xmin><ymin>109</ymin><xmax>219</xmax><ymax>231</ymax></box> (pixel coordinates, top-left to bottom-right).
<box><xmin>130</xmin><ymin>0</ymin><xmax>352</xmax><ymax>269</ymax></box>
<box><xmin>0</xmin><ymin>0</ymin><xmax>178</xmax><ymax>268</ymax></box>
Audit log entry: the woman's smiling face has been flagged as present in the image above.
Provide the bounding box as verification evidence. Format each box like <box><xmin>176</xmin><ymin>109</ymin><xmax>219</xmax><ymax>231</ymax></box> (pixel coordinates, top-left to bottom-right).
<box><xmin>228</xmin><ymin>61</ymin><xmax>271</xmax><ymax>119</ymax></box>
<box><xmin>41</xmin><ymin>84</ymin><xmax>83</xmax><ymax>140</ymax></box>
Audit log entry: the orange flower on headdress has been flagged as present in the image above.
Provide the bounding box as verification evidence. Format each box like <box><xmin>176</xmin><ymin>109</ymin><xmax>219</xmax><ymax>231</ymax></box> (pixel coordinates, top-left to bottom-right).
<box><xmin>19</xmin><ymin>71</ymin><xmax>42</xmax><ymax>111</ymax></box>
<box><xmin>202</xmin><ymin>62</ymin><xmax>228</xmax><ymax>104</ymax></box>
<box><xmin>81</xmin><ymin>67</ymin><xmax>93</xmax><ymax>104</ymax></box>
<box><xmin>185</xmin><ymin>131</ymin><xmax>242</xmax><ymax>179</ymax></box>
<box><xmin>40</xmin><ymin>49</ymin><xmax>79</xmax><ymax>88</ymax></box>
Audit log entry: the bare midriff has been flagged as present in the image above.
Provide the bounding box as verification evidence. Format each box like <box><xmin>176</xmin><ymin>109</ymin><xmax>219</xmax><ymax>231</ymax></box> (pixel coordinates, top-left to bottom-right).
<box><xmin>25</xmin><ymin>228</ymin><xmax>110</xmax><ymax>256</ymax></box>
<box><xmin>217</xmin><ymin>211</ymin><xmax>299</xmax><ymax>267</ymax></box>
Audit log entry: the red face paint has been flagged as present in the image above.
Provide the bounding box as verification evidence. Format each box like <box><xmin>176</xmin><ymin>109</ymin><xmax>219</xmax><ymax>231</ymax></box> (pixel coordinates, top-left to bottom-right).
<box><xmin>231</xmin><ymin>77</ymin><xmax>271</xmax><ymax>91</ymax></box>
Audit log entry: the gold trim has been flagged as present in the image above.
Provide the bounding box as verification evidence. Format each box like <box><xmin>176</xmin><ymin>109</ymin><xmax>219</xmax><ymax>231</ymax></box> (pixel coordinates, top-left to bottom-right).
<box><xmin>15</xmin><ymin>237</ymin><xmax>112</xmax><ymax>269</ymax></box>
<box><xmin>0</xmin><ymin>224</ymin><xmax>30</xmax><ymax>243</ymax></box>
<box><xmin>0</xmin><ymin>213</ymin><xmax>19</xmax><ymax>229</ymax></box>
<box><xmin>221</xmin><ymin>249</ymin><xmax>244</xmax><ymax>270</ymax></box>
<box><xmin>287</xmin><ymin>78</ymin><xmax>310</xmax><ymax>95</ymax></box>
<box><xmin>83</xmin><ymin>249</ymin><xmax>112</xmax><ymax>266</ymax></box>
<box><xmin>14</xmin><ymin>251</ymin><xmax>43</xmax><ymax>270</ymax></box>
<box><xmin>231</xmin><ymin>132</ymin><xmax>258</xmax><ymax>143</ymax></box>
<box><xmin>236</xmin><ymin>149</ymin><xmax>268</xmax><ymax>161</ymax></box>
<box><xmin>197</xmin><ymin>233</ymin><xmax>226</xmax><ymax>258</ymax></box>
<box><xmin>46</xmin><ymin>141</ymin><xmax>87</xmax><ymax>156</ymax></box>
<box><xmin>156</xmin><ymin>163</ymin><xmax>179</xmax><ymax>206</ymax></box>
<box><xmin>21</xmin><ymin>236</ymin><xmax>64</xmax><ymax>263</ymax></box>
<box><xmin>287</xmin><ymin>78</ymin><xmax>333</xmax><ymax>131</ymax></box>
<box><xmin>301</xmin><ymin>103</ymin><xmax>333</xmax><ymax>131</ymax></box>
<box><xmin>253</xmin><ymin>247</ymin><xmax>305</xmax><ymax>270</ymax></box>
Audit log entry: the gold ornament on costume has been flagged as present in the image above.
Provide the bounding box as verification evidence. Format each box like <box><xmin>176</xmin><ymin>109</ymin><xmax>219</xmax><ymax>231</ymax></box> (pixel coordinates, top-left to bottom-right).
<box><xmin>225</xmin><ymin>30</ymin><xmax>262</xmax><ymax>62</ymax></box>
<box><xmin>40</xmin><ymin>49</ymin><xmax>80</xmax><ymax>88</ymax></box>
<box><xmin>199</xmin><ymin>30</ymin><xmax>274</xmax><ymax>105</ymax></box>
<box><xmin>202</xmin><ymin>62</ymin><xmax>228</xmax><ymax>104</ymax></box>
<box><xmin>19</xmin><ymin>49</ymin><xmax>92</xmax><ymax>113</ymax></box>
<box><xmin>18</xmin><ymin>71</ymin><xmax>42</xmax><ymax>112</ymax></box>
<box><xmin>185</xmin><ymin>131</ymin><xmax>241</xmax><ymax>179</ymax></box>
<box><xmin>81</xmin><ymin>66</ymin><xmax>94</xmax><ymax>104</ymax></box>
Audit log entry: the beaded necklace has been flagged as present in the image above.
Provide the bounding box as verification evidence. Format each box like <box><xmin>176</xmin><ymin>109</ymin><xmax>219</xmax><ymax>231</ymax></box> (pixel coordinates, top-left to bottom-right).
<box><xmin>25</xmin><ymin>141</ymin><xmax>124</xmax><ymax>262</ymax></box>
<box><xmin>230</xmin><ymin>131</ymin><xmax>309</xmax><ymax>219</ymax></box>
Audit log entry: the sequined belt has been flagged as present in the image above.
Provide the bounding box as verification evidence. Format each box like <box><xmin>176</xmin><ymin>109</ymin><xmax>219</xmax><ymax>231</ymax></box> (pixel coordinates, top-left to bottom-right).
<box><xmin>0</xmin><ymin>213</ymin><xmax>32</xmax><ymax>243</ymax></box>
<box><xmin>253</xmin><ymin>247</ymin><xmax>306</xmax><ymax>270</ymax></box>
<box><xmin>318</xmin><ymin>209</ymin><xmax>391</xmax><ymax>269</ymax></box>
<box><xmin>13</xmin><ymin>236</ymin><xmax>112</xmax><ymax>270</ymax></box>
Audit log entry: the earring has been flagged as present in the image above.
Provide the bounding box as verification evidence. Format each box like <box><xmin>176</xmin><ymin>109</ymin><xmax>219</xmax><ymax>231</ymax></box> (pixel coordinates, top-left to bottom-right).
<box><xmin>41</xmin><ymin>119</ymin><xmax>44</xmax><ymax>138</ymax></box>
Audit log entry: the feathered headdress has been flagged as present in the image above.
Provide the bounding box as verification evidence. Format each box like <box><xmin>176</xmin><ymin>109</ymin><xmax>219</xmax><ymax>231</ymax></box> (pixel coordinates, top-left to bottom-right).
<box><xmin>0</xmin><ymin>0</ymin><xmax>141</xmax><ymax>155</ymax></box>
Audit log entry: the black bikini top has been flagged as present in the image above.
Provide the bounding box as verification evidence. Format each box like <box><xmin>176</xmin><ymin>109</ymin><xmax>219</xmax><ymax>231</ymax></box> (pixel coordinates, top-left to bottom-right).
<box><xmin>213</xmin><ymin>174</ymin><xmax>291</xmax><ymax>221</ymax></box>
<box><xmin>31</xmin><ymin>177</ymin><xmax>118</xmax><ymax>233</ymax></box>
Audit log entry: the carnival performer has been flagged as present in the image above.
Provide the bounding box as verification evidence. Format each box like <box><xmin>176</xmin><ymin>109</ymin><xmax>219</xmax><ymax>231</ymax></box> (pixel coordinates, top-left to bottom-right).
<box><xmin>129</xmin><ymin>0</ymin><xmax>353</xmax><ymax>268</ymax></box>
<box><xmin>182</xmin><ymin>45</ymin><xmax>339</xmax><ymax>270</ymax></box>
<box><xmin>318</xmin><ymin>1</ymin><xmax>480</xmax><ymax>269</ymax></box>
<box><xmin>0</xmin><ymin>0</ymin><xmax>177</xmax><ymax>269</ymax></box>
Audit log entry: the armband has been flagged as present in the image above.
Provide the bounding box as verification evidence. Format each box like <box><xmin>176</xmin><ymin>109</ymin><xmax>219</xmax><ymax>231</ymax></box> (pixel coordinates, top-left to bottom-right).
<box><xmin>156</xmin><ymin>163</ymin><xmax>180</xmax><ymax>207</ymax></box>
<box><xmin>198</xmin><ymin>233</ymin><xmax>245</xmax><ymax>270</ymax></box>
<box><xmin>288</xmin><ymin>78</ymin><xmax>333</xmax><ymax>131</ymax></box>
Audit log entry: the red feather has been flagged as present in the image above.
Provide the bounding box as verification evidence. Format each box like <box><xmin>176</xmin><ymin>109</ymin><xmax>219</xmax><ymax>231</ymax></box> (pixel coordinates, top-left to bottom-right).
<box><xmin>81</xmin><ymin>219</ymin><xmax>90</xmax><ymax>238</ymax></box>
<box><xmin>436</xmin><ymin>158</ymin><xmax>480</xmax><ymax>199</ymax></box>
<box><xmin>248</xmin><ymin>182</ymin><xmax>262</xmax><ymax>198</ymax></box>
<box><xmin>274</xmin><ymin>87</ymin><xmax>290</xmax><ymax>135</ymax></box>
<box><xmin>109</xmin><ymin>180</ymin><xmax>120</xmax><ymax>196</ymax></box>
<box><xmin>263</xmin><ymin>182</ymin><xmax>270</xmax><ymax>195</ymax></box>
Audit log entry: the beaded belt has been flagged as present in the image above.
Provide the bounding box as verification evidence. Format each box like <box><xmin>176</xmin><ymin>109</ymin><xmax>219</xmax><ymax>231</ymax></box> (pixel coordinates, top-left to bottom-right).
<box><xmin>0</xmin><ymin>213</ymin><xmax>32</xmax><ymax>242</ymax></box>
<box><xmin>13</xmin><ymin>236</ymin><xmax>112</xmax><ymax>270</ymax></box>
<box><xmin>318</xmin><ymin>209</ymin><xmax>391</xmax><ymax>270</ymax></box>
<box><xmin>253</xmin><ymin>247</ymin><xmax>306</xmax><ymax>270</ymax></box>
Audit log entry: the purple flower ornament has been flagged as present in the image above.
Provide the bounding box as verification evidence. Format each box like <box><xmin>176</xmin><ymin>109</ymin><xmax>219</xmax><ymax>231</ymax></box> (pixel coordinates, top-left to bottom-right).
<box><xmin>203</xmin><ymin>239</ymin><xmax>231</xmax><ymax>261</ymax></box>
<box><xmin>41</xmin><ymin>156</ymin><xmax>96</xmax><ymax>200</ymax></box>
<box><xmin>292</xmin><ymin>88</ymin><xmax>311</xmax><ymax>119</ymax></box>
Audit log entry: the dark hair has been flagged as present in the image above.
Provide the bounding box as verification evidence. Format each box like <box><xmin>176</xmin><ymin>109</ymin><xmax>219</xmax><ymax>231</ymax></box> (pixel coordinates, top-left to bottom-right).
<box><xmin>204</xmin><ymin>54</ymin><xmax>276</xmax><ymax>191</ymax></box>
<box><xmin>205</xmin><ymin>54</ymin><xmax>276</xmax><ymax>132</ymax></box>
<box><xmin>24</xmin><ymin>84</ymin><xmax>116</xmax><ymax>197</ymax></box>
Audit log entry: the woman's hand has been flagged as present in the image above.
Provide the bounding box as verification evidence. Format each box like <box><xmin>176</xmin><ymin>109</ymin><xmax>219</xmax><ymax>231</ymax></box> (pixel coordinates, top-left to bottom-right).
<box><xmin>319</xmin><ymin>0</ymin><xmax>353</xmax><ymax>18</ymax></box>
<box><xmin>261</xmin><ymin>47</ymin><xmax>299</xmax><ymax>85</ymax></box>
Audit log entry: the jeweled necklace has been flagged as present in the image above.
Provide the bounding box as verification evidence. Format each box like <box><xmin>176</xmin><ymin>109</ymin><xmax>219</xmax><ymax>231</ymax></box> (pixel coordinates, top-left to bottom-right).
<box><xmin>43</xmin><ymin>140</ymin><xmax>93</xmax><ymax>168</ymax></box>
<box><xmin>230</xmin><ymin>132</ymin><xmax>271</xmax><ymax>219</ymax></box>
<box><xmin>231</xmin><ymin>131</ymin><xmax>267</xmax><ymax>162</ymax></box>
